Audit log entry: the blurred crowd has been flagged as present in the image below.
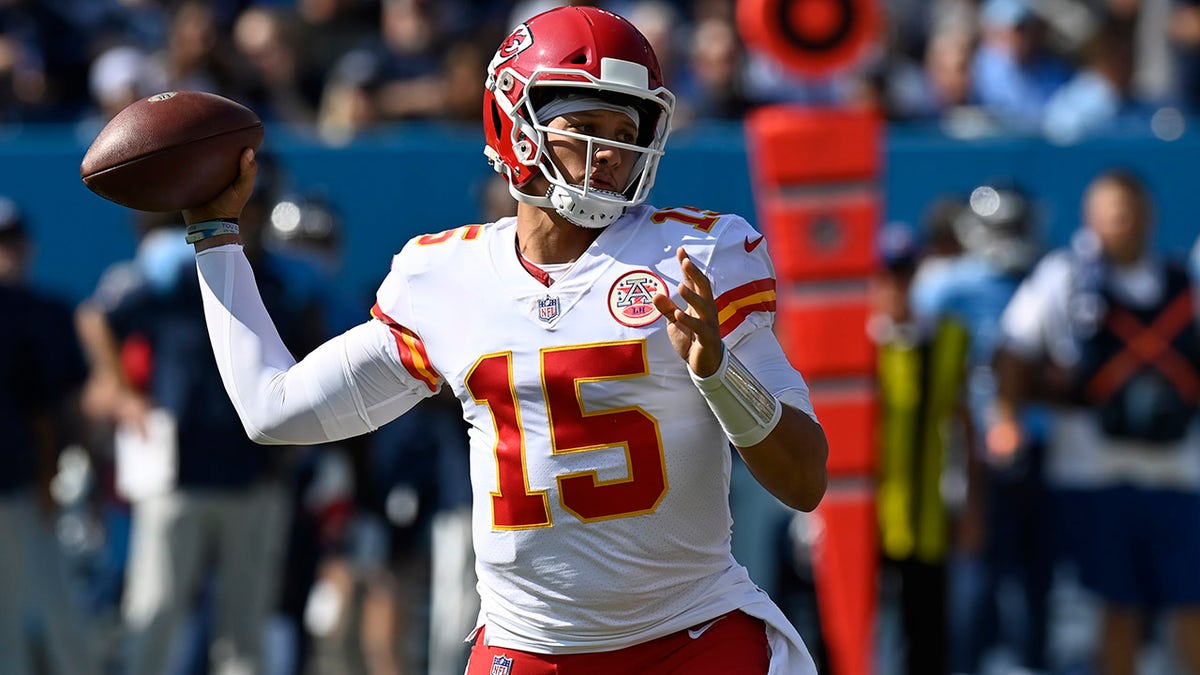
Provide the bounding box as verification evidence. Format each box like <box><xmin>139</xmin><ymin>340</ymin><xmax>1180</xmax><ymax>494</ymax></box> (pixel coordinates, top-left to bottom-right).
<box><xmin>868</xmin><ymin>171</ymin><xmax>1200</xmax><ymax>675</ymax></box>
<box><xmin>0</xmin><ymin>0</ymin><xmax>1197</xmax><ymax>142</ymax></box>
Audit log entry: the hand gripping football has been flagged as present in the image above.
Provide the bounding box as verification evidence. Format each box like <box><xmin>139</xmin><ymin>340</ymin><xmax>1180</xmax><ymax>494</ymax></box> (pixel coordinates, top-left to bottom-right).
<box><xmin>81</xmin><ymin>91</ymin><xmax>264</xmax><ymax>212</ymax></box>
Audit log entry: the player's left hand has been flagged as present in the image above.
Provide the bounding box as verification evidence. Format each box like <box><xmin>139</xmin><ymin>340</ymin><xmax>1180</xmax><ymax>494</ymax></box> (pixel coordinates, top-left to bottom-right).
<box><xmin>654</xmin><ymin>247</ymin><xmax>724</xmax><ymax>378</ymax></box>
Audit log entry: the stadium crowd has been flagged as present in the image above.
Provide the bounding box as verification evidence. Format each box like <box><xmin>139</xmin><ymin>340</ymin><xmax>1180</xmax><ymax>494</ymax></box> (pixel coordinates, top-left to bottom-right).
<box><xmin>0</xmin><ymin>0</ymin><xmax>1197</xmax><ymax>140</ymax></box>
<box><xmin>5</xmin><ymin>1</ymin><xmax>1200</xmax><ymax>675</ymax></box>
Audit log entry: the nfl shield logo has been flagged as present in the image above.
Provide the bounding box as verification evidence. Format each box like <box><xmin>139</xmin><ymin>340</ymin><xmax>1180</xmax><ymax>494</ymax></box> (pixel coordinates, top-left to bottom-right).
<box><xmin>490</xmin><ymin>654</ymin><xmax>514</xmax><ymax>675</ymax></box>
<box><xmin>537</xmin><ymin>295</ymin><xmax>559</xmax><ymax>323</ymax></box>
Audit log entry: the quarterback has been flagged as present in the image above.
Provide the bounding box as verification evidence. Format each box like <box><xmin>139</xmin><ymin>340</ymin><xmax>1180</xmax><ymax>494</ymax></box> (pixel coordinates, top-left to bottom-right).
<box><xmin>184</xmin><ymin>7</ymin><xmax>828</xmax><ymax>674</ymax></box>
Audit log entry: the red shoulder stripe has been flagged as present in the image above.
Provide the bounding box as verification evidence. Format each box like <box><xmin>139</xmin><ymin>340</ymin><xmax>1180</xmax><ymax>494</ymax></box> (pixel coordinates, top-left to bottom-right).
<box><xmin>715</xmin><ymin>278</ymin><xmax>777</xmax><ymax>338</ymax></box>
<box><xmin>370</xmin><ymin>303</ymin><xmax>440</xmax><ymax>391</ymax></box>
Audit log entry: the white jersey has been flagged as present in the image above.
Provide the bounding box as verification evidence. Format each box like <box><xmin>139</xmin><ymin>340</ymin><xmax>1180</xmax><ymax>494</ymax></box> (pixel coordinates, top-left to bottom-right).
<box><xmin>195</xmin><ymin>203</ymin><xmax>816</xmax><ymax>670</ymax></box>
<box><xmin>370</xmin><ymin>204</ymin><xmax>813</xmax><ymax>657</ymax></box>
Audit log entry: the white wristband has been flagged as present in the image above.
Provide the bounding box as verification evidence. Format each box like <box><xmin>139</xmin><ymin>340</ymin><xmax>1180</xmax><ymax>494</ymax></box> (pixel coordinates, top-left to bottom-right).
<box><xmin>690</xmin><ymin>347</ymin><xmax>783</xmax><ymax>447</ymax></box>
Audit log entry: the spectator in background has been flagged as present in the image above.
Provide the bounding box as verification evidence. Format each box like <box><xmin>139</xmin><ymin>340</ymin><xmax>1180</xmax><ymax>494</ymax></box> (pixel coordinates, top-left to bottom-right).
<box><xmin>313</xmin><ymin>0</ymin><xmax>489</xmax><ymax>130</ymax></box>
<box><xmin>439</xmin><ymin>38</ymin><xmax>489</xmax><ymax>123</ymax></box>
<box><xmin>318</xmin><ymin>47</ymin><xmax>388</xmax><ymax>143</ymax></box>
<box><xmin>74</xmin><ymin>1</ymin><xmax>232</xmax><ymax>121</ymax></box>
<box><xmin>914</xmin><ymin>184</ymin><xmax>1051</xmax><ymax>675</ymax></box>
<box><xmin>971</xmin><ymin>0</ymin><xmax>1073</xmax><ymax>130</ymax></box>
<box><xmin>8</xmin><ymin>0</ymin><xmax>101</xmax><ymax>120</ymax></box>
<box><xmin>293</xmin><ymin>0</ymin><xmax>380</xmax><ymax>85</ymax></box>
<box><xmin>925</xmin><ymin>27</ymin><xmax>979</xmax><ymax>101</ymax></box>
<box><xmin>848</xmin><ymin>5</ymin><xmax>933</xmax><ymax>119</ymax></box>
<box><xmin>0</xmin><ymin>197</ymin><xmax>97</xmax><ymax>675</ymax></box>
<box><xmin>992</xmin><ymin>169</ymin><xmax>1200</xmax><ymax>675</ymax></box>
<box><xmin>76</xmin><ymin>162</ymin><xmax>328</xmax><ymax>675</ymax></box>
<box><xmin>870</xmin><ymin>222</ymin><xmax>968</xmax><ymax>675</ymax></box>
<box><xmin>88</xmin><ymin>0</ymin><xmax>170</xmax><ymax>52</ymax></box>
<box><xmin>921</xmin><ymin>26</ymin><xmax>991</xmax><ymax>132</ymax></box>
<box><xmin>274</xmin><ymin>440</ymin><xmax>356</xmax><ymax>675</ymax></box>
<box><xmin>371</xmin><ymin>0</ymin><xmax>452</xmax><ymax>121</ymax></box>
<box><xmin>230</xmin><ymin>6</ymin><xmax>320</xmax><ymax>126</ymax></box>
<box><xmin>688</xmin><ymin>0</ymin><xmax>737</xmax><ymax>23</ymax></box>
<box><xmin>79</xmin><ymin>43</ymin><xmax>167</xmax><ymax>141</ymax></box>
<box><xmin>882</xmin><ymin>0</ymin><xmax>941</xmax><ymax>61</ymax></box>
<box><xmin>1105</xmin><ymin>0</ymin><xmax>1177</xmax><ymax>106</ymax></box>
<box><xmin>1043</xmin><ymin>17</ymin><xmax>1158</xmax><ymax>143</ymax></box>
<box><xmin>1168</xmin><ymin>0</ymin><xmax>1200</xmax><ymax>113</ymax></box>
<box><xmin>153</xmin><ymin>0</ymin><xmax>235</xmax><ymax>96</ymax></box>
<box><xmin>0</xmin><ymin>1</ymin><xmax>53</xmax><ymax>123</ymax></box>
<box><xmin>626</xmin><ymin>1</ymin><xmax>687</xmax><ymax>100</ymax></box>
<box><xmin>675</xmin><ymin>14</ymin><xmax>751</xmax><ymax>122</ymax></box>
<box><xmin>909</xmin><ymin>195</ymin><xmax>967</xmax><ymax>303</ymax></box>
<box><xmin>318</xmin><ymin>1</ymin><xmax>488</xmax><ymax>136</ymax></box>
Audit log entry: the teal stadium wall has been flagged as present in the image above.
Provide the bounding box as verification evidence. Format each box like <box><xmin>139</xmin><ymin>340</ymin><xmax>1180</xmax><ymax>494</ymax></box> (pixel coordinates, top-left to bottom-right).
<box><xmin>9</xmin><ymin>120</ymin><xmax>1200</xmax><ymax>305</ymax></box>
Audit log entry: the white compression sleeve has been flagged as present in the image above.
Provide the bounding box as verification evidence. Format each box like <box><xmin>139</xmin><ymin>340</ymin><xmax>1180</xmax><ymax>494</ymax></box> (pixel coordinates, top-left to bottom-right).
<box><xmin>689</xmin><ymin>325</ymin><xmax>819</xmax><ymax>447</ymax></box>
<box><xmin>196</xmin><ymin>244</ymin><xmax>434</xmax><ymax>444</ymax></box>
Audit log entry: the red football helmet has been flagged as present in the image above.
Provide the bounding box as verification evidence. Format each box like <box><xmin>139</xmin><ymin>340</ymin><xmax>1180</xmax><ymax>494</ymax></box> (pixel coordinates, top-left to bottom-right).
<box><xmin>483</xmin><ymin>6</ymin><xmax>676</xmax><ymax>227</ymax></box>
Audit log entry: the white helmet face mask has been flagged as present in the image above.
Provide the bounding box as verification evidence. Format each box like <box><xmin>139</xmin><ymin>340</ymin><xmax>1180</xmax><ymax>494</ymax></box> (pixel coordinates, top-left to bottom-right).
<box><xmin>492</xmin><ymin>64</ymin><xmax>674</xmax><ymax>229</ymax></box>
<box><xmin>529</xmin><ymin>91</ymin><xmax>664</xmax><ymax>228</ymax></box>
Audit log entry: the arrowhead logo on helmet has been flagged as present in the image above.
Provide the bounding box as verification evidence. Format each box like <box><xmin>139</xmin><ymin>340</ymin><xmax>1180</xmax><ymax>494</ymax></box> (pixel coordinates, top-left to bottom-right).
<box><xmin>491</xmin><ymin>25</ymin><xmax>532</xmax><ymax>70</ymax></box>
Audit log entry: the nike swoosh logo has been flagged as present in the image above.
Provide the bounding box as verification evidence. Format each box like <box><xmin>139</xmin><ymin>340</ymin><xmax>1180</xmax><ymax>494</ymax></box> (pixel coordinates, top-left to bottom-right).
<box><xmin>687</xmin><ymin>615</ymin><xmax>726</xmax><ymax>640</ymax></box>
<box><xmin>744</xmin><ymin>235</ymin><xmax>764</xmax><ymax>253</ymax></box>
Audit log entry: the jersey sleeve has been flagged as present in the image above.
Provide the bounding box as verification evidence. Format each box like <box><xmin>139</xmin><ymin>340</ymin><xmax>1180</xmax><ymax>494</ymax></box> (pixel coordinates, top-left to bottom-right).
<box><xmin>731</xmin><ymin>324</ymin><xmax>818</xmax><ymax>421</ymax></box>
<box><xmin>371</xmin><ymin>247</ymin><xmax>444</xmax><ymax>392</ymax></box>
<box><xmin>699</xmin><ymin>214</ymin><xmax>779</xmax><ymax>347</ymax></box>
<box><xmin>696</xmin><ymin>214</ymin><xmax>817</xmax><ymax>421</ymax></box>
<box><xmin>196</xmin><ymin>244</ymin><xmax>435</xmax><ymax>445</ymax></box>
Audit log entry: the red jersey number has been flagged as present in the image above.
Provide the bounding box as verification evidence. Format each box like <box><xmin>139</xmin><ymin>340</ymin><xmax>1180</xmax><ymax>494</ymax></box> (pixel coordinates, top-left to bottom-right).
<box><xmin>650</xmin><ymin>207</ymin><xmax>722</xmax><ymax>232</ymax></box>
<box><xmin>467</xmin><ymin>342</ymin><xmax>668</xmax><ymax>529</ymax></box>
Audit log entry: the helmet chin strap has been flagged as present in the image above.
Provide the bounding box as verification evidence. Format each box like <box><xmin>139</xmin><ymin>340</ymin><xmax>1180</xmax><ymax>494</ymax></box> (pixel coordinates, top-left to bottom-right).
<box><xmin>546</xmin><ymin>183</ymin><xmax>626</xmax><ymax>228</ymax></box>
<box><xmin>503</xmin><ymin>165</ymin><xmax>630</xmax><ymax>229</ymax></box>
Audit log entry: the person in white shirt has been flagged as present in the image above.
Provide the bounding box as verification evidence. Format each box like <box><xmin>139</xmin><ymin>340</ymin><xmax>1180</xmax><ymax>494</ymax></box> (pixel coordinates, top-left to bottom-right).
<box><xmin>179</xmin><ymin>6</ymin><xmax>828</xmax><ymax>674</ymax></box>
<box><xmin>992</xmin><ymin>169</ymin><xmax>1200</xmax><ymax>675</ymax></box>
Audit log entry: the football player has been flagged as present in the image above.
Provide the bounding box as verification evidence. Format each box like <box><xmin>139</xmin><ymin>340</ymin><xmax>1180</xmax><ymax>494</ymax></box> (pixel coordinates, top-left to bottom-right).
<box><xmin>183</xmin><ymin>7</ymin><xmax>828</xmax><ymax>673</ymax></box>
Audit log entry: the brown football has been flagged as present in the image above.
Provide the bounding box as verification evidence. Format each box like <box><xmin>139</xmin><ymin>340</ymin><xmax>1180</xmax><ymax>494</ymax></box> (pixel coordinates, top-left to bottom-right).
<box><xmin>80</xmin><ymin>91</ymin><xmax>264</xmax><ymax>212</ymax></box>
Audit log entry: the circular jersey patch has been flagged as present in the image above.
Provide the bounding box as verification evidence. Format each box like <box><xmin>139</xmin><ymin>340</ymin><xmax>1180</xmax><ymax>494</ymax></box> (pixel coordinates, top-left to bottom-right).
<box><xmin>608</xmin><ymin>270</ymin><xmax>666</xmax><ymax>327</ymax></box>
